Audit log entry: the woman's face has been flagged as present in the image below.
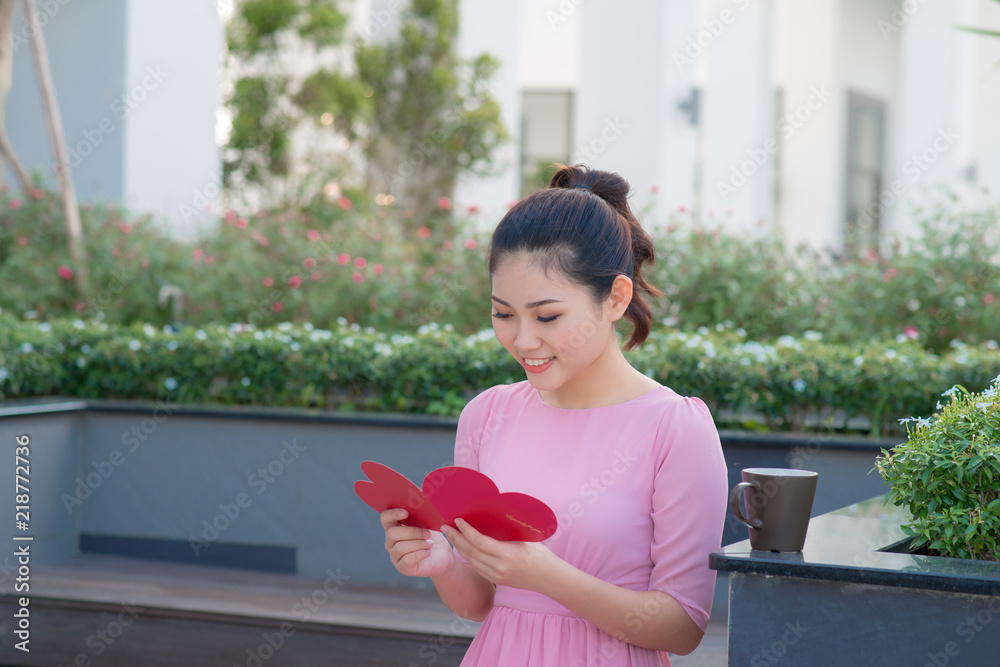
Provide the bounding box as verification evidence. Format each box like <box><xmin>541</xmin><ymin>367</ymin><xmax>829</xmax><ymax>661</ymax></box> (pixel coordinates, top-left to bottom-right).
<box><xmin>490</xmin><ymin>252</ymin><xmax>627</xmax><ymax>391</ymax></box>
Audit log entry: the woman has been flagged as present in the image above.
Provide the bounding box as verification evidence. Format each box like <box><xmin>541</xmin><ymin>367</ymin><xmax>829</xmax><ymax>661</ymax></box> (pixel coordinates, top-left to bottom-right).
<box><xmin>380</xmin><ymin>164</ymin><xmax>729</xmax><ymax>665</ymax></box>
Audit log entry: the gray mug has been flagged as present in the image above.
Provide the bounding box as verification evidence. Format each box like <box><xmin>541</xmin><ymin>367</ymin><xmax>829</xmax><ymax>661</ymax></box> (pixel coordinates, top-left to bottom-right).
<box><xmin>729</xmin><ymin>468</ymin><xmax>818</xmax><ymax>552</ymax></box>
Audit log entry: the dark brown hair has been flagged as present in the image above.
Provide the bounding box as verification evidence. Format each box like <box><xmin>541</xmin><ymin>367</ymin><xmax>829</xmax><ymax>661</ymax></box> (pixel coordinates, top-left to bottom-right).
<box><xmin>487</xmin><ymin>163</ymin><xmax>662</xmax><ymax>350</ymax></box>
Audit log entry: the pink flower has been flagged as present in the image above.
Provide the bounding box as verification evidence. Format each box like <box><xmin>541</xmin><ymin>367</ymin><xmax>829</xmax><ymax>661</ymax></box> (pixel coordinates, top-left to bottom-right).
<box><xmin>354</xmin><ymin>257</ymin><xmax>367</xmax><ymax>268</ymax></box>
<box><xmin>262</xmin><ymin>277</ymin><xmax>273</xmax><ymax>287</ymax></box>
<box><xmin>984</xmin><ymin>293</ymin><xmax>996</xmax><ymax>305</ymax></box>
<box><xmin>467</xmin><ymin>204</ymin><xmax>480</xmax><ymax>213</ymax></box>
<box><xmin>58</xmin><ymin>265</ymin><xmax>74</xmax><ymax>280</ymax></box>
<box><xmin>307</xmin><ymin>229</ymin><xmax>320</xmax><ymax>241</ymax></box>
<box><xmin>677</xmin><ymin>205</ymin><xmax>686</xmax><ymax>213</ymax></box>
<box><xmin>288</xmin><ymin>275</ymin><xmax>302</xmax><ymax>288</ymax></box>
<box><xmin>141</xmin><ymin>259</ymin><xmax>150</xmax><ymax>269</ymax></box>
<box><xmin>204</xmin><ymin>255</ymin><xmax>214</xmax><ymax>265</ymax></box>
<box><xmin>253</xmin><ymin>232</ymin><xmax>270</xmax><ymax>246</ymax></box>
<box><xmin>373</xmin><ymin>264</ymin><xmax>384</xmax><ymax>275</ymax></box>
<box><xmin>9</xmin><ymin>198</ymin><xmax>22</xmax><ymax>210</ymax></box>
<box><xmin>881</xmin><ymin>268</ymin><xmax>898</xmax><ymax>282</ymax></box>
<box><xmin>337</xmin><ymin>196</ymin><xmax>353</xmax><ymax>210</ymax></box>
<box><xmin>442</xmin><ymin>240</ymin><xmax>453</xmax><ymax>250</ymax></box>
<box><xmin>310</xmin><ymin>270</ymin><xmax>323</xmax><ymax>281</ymax></box>
<box><xmin>303</xmin><ymin>258</ymin><xmax>316</xmax><ymax>269</ymax></box>
<box><xmin>417</xmin><ymin>226</ymin><xmax>432</xmax><ymax>238</ymax></box>
<box><xmin>903</xmin><ymin>326</ymin><xmax>920</xmax><ymax>340</ymax></box>
<box><xmin>192</xmin><ymin>248</ymin><xmax>204</xmax><ymax>260</ymax></box>
<box><xmin>272</xmin><ymin>301</ymin><xmax>284</xmax><ymax>313</ymax></box>
<box><xmin>464</xmin><ymin>239</ymin><xmax>477</xmax><ymax>250</ymax></box>
<box><xmin>651</xmin><ymin>185</ymin><xmax>660</xmax><ymax>194</ymax></box>
<box><xmin>352</xmin><ymin>272</ymin><xmax>364</xmax><ymax>284</ymax></box>
<box><xmin>28</xmin><ymin>188</ymin><xmax>43</xmax><ymax>199</ymax></box>
<box><xmin>437</xmin><ymin>196</ymin><xmax>452</xmax><ymax>210</ymax></box>
<box><xmin>236</xmin><ymin>218</ymin><xmax>248</xmax><ymax>229</ymax></box>
<box><xmin>225</xmin><ymin>210</ymin><xmax>237</xmax><ymax>222</ymax></box>
<box><xmin>112</xmin><ymin>246</ymin><xmax>121</xmax><ymax>257</ymax></box>
<box><xmin>337</xmin><ymin>253</ymin><xmax>351</xmax><ymax>265</ymax></box>
<box><xmin>118</xmin><ymin>223</ymin><xmax>132</xmax><ymax>234</ymax></box>
<box><xmin>16</xmin><ymin>235</ymin><xmax>28</xmax><ymax>246</ymax></box>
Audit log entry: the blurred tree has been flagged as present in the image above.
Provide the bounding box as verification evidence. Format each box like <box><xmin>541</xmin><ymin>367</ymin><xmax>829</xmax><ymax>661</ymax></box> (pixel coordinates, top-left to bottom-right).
<box><xmin>224</xmin><ymin>0</ymin><xmax>506</xmax><ymax>231</ymax></box>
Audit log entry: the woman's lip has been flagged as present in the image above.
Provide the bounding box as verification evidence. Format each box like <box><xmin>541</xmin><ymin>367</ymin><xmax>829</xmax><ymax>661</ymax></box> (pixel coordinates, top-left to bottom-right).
<box><xmin>522</xmin><ymin>356</ymin><xmax>555</xmax><ymax>373</ymax></box>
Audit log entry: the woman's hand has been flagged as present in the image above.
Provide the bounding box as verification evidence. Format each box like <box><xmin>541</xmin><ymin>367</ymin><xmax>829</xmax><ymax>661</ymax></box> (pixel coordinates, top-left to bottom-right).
<box><xmin>441</xmin><ymin>518</ymin><xmax>561</xmax><ymax>593</ymax></box>
<box><xmin>381</xmin><ymin>508</ymin><xmax>455</xmax><ymax>578</ymax></box>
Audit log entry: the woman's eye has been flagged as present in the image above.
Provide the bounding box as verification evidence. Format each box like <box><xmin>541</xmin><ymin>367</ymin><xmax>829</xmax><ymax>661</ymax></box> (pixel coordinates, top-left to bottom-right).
<box><xmin>492</xmin><ymin>313</ymin><xmax>560</xmax><ymax>323</ymax></box>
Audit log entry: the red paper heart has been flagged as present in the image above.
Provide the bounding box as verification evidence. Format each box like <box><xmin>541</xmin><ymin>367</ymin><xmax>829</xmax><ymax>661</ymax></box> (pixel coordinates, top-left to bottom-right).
<box><xmin>354</xmin><ymin>461</ymin><xmax>557</xmax><ymax>542</ymax></box>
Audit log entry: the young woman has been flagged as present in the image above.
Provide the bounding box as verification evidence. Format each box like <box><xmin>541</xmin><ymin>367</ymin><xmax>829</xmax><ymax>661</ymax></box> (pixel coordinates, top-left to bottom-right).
<box><xmin>380</xmin><ymin>164</ymin><xmax>729</xmax><ymax>666</ymax></box>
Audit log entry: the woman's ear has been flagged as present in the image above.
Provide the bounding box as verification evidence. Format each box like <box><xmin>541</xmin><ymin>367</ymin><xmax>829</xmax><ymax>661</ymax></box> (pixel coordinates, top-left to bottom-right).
<box><xmin>607</xmin><ymin>275</ymin><xmax>634</xmax><ymax>321</ymax></box>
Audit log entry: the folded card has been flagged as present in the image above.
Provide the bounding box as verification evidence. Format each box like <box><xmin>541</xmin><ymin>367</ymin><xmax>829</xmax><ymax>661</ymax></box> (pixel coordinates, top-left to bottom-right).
<box><xmin>354</xmin><ymin>461</ymin><xmax>557</xmax><ymax>542</ymax></box>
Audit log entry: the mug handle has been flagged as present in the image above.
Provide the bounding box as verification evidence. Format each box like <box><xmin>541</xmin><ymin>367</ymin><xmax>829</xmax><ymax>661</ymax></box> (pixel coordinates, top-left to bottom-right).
<box><xmin>729</xmin><ymin>481</ymin><xmax>764</xmax><ymax>529</ymax></box>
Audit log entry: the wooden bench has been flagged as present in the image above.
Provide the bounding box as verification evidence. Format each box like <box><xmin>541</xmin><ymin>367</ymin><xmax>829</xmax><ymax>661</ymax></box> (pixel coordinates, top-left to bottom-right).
<box><xmin>0</xmin><ymin>553</ymin><xmax>476</xmax><ymax>666</ymax></box>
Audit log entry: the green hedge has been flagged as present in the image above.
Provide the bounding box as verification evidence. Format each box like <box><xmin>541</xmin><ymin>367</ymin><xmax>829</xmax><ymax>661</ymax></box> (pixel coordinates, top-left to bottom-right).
<box><xmin>2</xmin><ymin>314</ymin><xmax>998</xmax><ymax>436</ymax></box>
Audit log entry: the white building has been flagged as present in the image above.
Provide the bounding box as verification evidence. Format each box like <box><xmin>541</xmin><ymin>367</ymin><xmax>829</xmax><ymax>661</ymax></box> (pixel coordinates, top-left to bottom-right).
<box><xmin>6</xmin><ymin>0</ymin><xmax>998</xmax><ymax>252</ymax></box>
<box><xmin>454</xmin><ymin>0</ymin><xmax>1000</xmax><ymax>253</ymax></box>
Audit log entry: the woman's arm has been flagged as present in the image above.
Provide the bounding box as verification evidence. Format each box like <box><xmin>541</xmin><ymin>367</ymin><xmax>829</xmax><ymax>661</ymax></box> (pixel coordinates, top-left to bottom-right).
<box><xmin>430</xmin><ymin>551</ymin><xmax>497</xmax><ymax>622</ymax></box>
<box><xmin>442</xmin><ymin>519</ymin><xmax>704</xmax><ymax>655</ymax></box>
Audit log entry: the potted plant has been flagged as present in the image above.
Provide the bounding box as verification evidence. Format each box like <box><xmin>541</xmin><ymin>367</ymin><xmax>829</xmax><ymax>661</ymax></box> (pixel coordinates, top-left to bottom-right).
<box><xmin>875</xmin><ymin>374</ymin><xmax>1000</xmax><ymax>560</ymax></box>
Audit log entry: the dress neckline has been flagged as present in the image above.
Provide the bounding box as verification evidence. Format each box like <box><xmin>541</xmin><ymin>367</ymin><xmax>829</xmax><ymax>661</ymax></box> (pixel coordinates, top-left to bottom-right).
<box><xmin>529</xmin><ymin>383</ymin><xmax>665</xmax><ymax>411</ymax></box>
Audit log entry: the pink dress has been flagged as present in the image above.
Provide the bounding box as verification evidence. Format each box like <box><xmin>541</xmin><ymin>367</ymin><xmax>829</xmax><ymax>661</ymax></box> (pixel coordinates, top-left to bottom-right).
<box><xmin>453</xmin><ymin>380</ymin><xmax>729</xmax><ymax>667</ymax></box>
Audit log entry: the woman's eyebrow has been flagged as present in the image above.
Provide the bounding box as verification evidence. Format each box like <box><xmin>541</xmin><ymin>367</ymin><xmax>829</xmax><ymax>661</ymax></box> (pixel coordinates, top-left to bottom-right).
<box><xmin>491</xmin><ymin>296</ymin><xmax>564</xmax><ymax>309</ymax></box>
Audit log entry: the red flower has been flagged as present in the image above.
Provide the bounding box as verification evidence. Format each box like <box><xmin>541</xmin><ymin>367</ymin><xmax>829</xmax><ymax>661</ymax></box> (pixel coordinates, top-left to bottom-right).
<box><xmin>236</xmin><ymin>218</ymin><xmax>248</xmax><ymax>229</ymax></box>
<box><xmin>9</xmin><ymin>198</ymin><xmax>22</xmax><ymax>210</ymax></box>
<box><xmin>303</xmin><ymin>257</ymin><xmax>317</xmax><ymax>269</ymax></box>
<box><xmin>289</xmin><ymin>275</ymin><xmax>302</xmax><ymax>288</ymax></box>
<box><xmin>307</xmin><ymin>229</ymin><xmax>320</xmax><ymax>241</ymax></box>
<box><xmin>373</xmin><ymin>264</ymin><xmax>384</xmax><ymax>275</ymax></box>
<box><xmin>903</xmin><ymin>326</ymin><xmax>920</xmax><ymax>339</ymax></box>
<box><xmin>262</xmin><ymin>277</ymin><xmax>274</xmax><ymax>287</ymax></box>
<box><xmin>464</xmin><ymin>239</ymin><xmax>477</xmax><ymax>250</ymax></box>
<box><xmin>225</xmin><ymin>210</ymin><xmax>236</xmax><ymax>221</ymax></box>
<box><xmin>192</xmin><ymin>248</ymin><xmax>204</xmax><ymax>260</ymax></box>
<box><xmin>354</xmin><ymin>257</ymin><xmax>367</xmax><ymax>268</ymax></box>
<box><xmin>310</xmin><ymin>270</ymin><xmax>323</xmax><ymax>281</ymax></box>
<box><xmin>437</xmin><ymin>196</ymin><xmax>452</xmax><ymax>210</ymax></box>
<box><xmin>58</xmin><ymin>265</ymin><xmax>74</xmax><ymax>280</ymax></box>
<box><xmin>417</xmin><ymin>226</ymin><xmax>432</xmax><ymax>238</ymax></box>
<box><xmin>272</xmin><ymin>301</ymin><xmax>284</xmax><ymax>312</ymax></box>
<box><xmin>677</xmin><ymin>205</ymin><xmax>686</xmax><ymax>213</ymax></box>
<box><xmin>337</xmin><ymin>196</ymin><xmax>353</xmax><ymax>210</ymax></box>
<box><xmin>352</xmin><ymin>272</ymin><xmax>364</xmax><ymax>284</ymax></box>
<box><xmin>984</xmin><ymin>293</ymin><xmax>996</xmax><ymax>305</ymax></box>
<box><xmin>467</xmin><ymin>204</ymin><xmax>480</xmax><ymax>213</ymax></box>
<box><xmin>337</xmin><ymin>253</ymin><xmax>351</xmax><ymax>265</ymax></box>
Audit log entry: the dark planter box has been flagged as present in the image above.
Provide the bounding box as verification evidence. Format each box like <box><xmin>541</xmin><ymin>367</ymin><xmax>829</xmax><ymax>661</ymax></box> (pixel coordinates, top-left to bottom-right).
<box><xmin>711</xmin><ymin>496</ymin><xmax>1000</xmax><ymax>666</ymax></box>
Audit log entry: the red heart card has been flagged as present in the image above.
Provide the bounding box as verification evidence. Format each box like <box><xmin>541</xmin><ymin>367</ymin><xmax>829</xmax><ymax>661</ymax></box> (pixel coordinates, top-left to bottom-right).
<box><xmin>354</xmin><ymin>461</ymin><xmax>557</xmax><ymax>542</ymax></box>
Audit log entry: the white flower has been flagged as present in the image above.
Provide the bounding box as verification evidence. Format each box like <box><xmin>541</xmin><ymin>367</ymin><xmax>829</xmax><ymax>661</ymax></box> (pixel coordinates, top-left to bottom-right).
<box><xmin>898</xmin><ymin>417</ymin><xmax>916</xmax><ymax>425</ymax></box>
<box><xmin>38</xmin><ymin>322</ymin><xmax>51</xmax><ymax>332</ymax></box>
<box><xmin>983</xmin><ymin>387</ymin><xmax>997</xmax><ymax>399</ymax></box>
<box><xmin>195</xmin><ymin>330</ymin><xmax>207</xmax><ymax>340</ymax></box>
<box><xmin>976</xmin><ymin>402</ymin><xmax>990</xmax><ymax>413</ymax></box>
<box><xmin>165</xmin><ymin>378</ymin><xmax>178</xmax><ymax>391</ymax></box>
<box><xmin>167</xmin><ymin>340</ymin><xmax>179</xmax><ymax>351</ymax></box>
<box><xmin>73</xmin><ymin>319</ymin><xmax>85</xmax><ymax>329</ymax></box>
<box><xmin>907</xmin><ymin>299</ymin><xmax>920</xmax><ymax>311</ymax></box>
<box><xmin>76</xmin><ymin>357</ymin><xmax>87</xmax><ymax>368</ymax></box>
<box><xmin>241</xmin><ymin>377</ymin><xmax>251</xmax><ymax>387</ymax></box>
<box><xmin>915</xmin><ymin>417</ymin><xmax>931</xmax><ymax>429</ymax></box>
<box><xmin>343</xmin><ymin>337</ymin><xmax>354</xmax><ymax>348</ymax></box>
<box><xmin>792</xmin><ymin>379</ymin><xmax>807</xmax><ymax>392</ymax></box>
<box><xmin>941</xmin><ymin>385</ymin><xmax>960</xmax><ymax>397</ymax></box>
<box><xmin>777</xmin><ymin>335</ymin><xmax>800</xmax><ymax>349</ymax></box>
<box><xmin>804</xmin><ymin>330</ymin><xmax>822</xmax><ymax>341</ymax></box>
<box><xmin>0</xmin><ymin>368</ymin><xmax>8</xmax><ymax>382</ymax></box>
<box><xmin>81</xmin><ymin>344</ymin><xmax>91</xmax><ymax>353</ymax></box>
<box><xmin>303</xmin><ymin>322</ymin><xmax>314</xmax><ymax>331</ymax></box>
<box><xmin>20</xmin><ymin>343</ymin><xmax>33</xmax><ymax>353</ymax></box>
<box><xmin>986</xmin><ymin>340</ymin><xmax>999</xmax><ymax>350</ymax></box>
<box><xmin>350</xmin><ymin>322</ymin><xmax>361</xmax><ymax>332</ymax></box>
<box><xmin>697</xmin><ymin>326</ymin><xmax>709</xmax><ymax>335</ymax></box>
<box><xmin>735</xmin><ymin>328</ymin><xmax>746</xmax><ymax>337</ymax></box>
<box><xmin>739</xmin><ymin>357</ymin><xmax>752</xmax><ymax>366</ymax></box>
<box><xmin>129</xmin><ymin>339</ymin><xmax>141</xmax><ymax>351</ymax></box>
<box><xmin>336</xmin><ymin>316</ymin><xmax>348</xmax><ymax>327</ymax></box>
<box><xmin>278</xmin><ymin>322</ymin><xmax>293</xmax><ymax>332</ymax></box>
<box><xmin>290</xmin><ymin>342</ymin><xmax>301</xmax><ymax>351</ymax></box>
<box><xmin>854</xmin><ymin>356</ymin><xmax>865</xmax><ymax>367</ymax></box>
<box><xmin>895</xmin><ymin>334</ymin><xmax>908</xmax><ymax>344</ymax></box>
<box><xmin>884</xmin><ymin>349</ymin><xmax>897</xmax><ymax>359</ymax></box>
<box><xmin>143</xmin><ymin>323</ymin><xmax>156</xmax><ymax>337</ymax></box>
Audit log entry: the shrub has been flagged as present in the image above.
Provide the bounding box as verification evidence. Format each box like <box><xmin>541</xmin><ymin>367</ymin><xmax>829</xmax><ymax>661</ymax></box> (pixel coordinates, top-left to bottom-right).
<box><xmin>876</xmin><ymin>378</ymin><xmax>1000</xmax><ymax>560</ymax></box>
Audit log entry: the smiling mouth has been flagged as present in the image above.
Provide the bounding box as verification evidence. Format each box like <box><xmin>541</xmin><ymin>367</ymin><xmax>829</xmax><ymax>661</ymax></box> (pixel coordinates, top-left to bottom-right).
<box><xmin>523</xmin><ymin>356</ymin><xmax>555</xmax><ymax>367</ymax></box>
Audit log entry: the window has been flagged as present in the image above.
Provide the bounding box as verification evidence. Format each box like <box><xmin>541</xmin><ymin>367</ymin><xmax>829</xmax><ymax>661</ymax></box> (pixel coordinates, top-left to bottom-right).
<box><xmin>520</xmin><ymin>91</ymin><xmax>573</xmax><ymax>196</ymax></box>
<box><xmin>843</xmin><ymin>92</ymin><xmax>886</xmax><ymax>256</ymax></box>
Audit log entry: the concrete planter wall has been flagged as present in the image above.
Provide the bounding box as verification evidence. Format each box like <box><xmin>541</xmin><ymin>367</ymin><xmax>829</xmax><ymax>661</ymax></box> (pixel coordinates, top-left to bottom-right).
<box><xmin>0</xmin><ymin>398</ymin><xmax>896</xmax><ymax>589</ymax></box>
